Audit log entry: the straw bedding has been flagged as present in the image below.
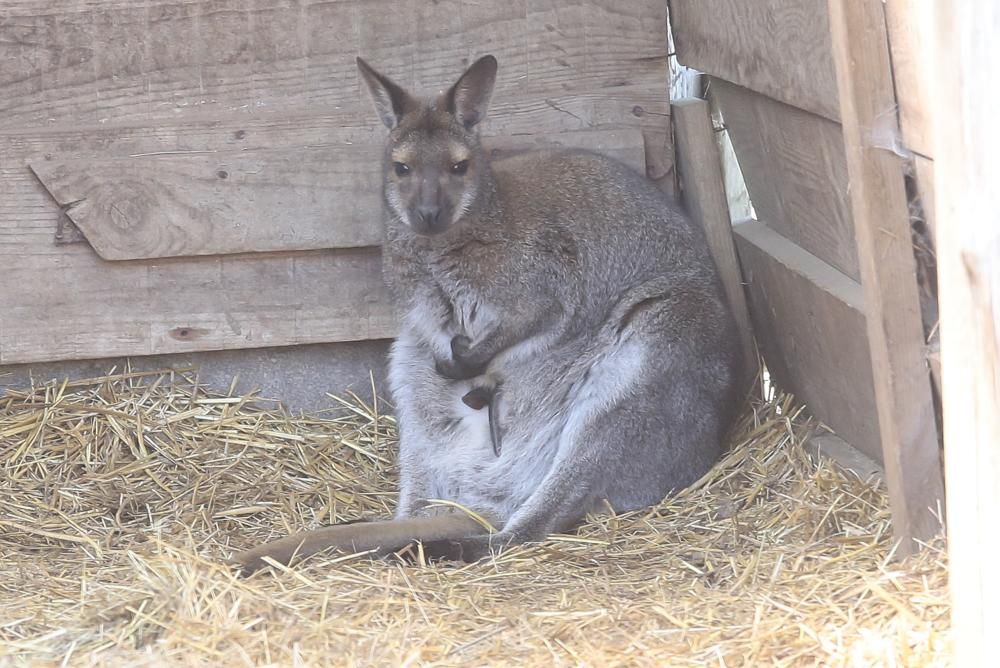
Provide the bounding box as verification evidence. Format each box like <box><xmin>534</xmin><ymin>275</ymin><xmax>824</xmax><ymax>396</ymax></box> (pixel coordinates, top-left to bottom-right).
<box><xmin>1</xmin><ymin>367</ymin><xmax>950</xmax><ymax>666</ymax></box>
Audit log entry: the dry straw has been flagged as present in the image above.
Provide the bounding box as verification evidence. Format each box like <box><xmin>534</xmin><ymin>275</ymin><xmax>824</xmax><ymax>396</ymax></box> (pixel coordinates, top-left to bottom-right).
<box><xmin>1</xmin><ymin>367</ymin><xmax>950</xmax><ymax>666</ymax></box>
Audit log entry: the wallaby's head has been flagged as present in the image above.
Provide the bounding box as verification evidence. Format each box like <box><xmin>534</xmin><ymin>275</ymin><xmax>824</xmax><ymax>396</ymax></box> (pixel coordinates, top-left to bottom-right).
<box><xmin>357</xmin><ymin>55</ymin><xmax>498</xmax><ymax>236</ymax></box>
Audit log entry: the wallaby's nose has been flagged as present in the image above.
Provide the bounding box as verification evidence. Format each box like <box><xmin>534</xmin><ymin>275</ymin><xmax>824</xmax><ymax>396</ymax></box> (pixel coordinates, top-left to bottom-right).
<box><xmin>416</xmin><ymin>205</ymin><xmax>441</xmax><ymax>229</ymax></box>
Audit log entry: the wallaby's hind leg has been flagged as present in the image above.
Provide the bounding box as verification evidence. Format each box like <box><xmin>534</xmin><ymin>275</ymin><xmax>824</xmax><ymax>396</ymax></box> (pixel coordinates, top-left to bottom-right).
<box><xmin>431</xmin><ymin>340</ymin><xmax>734</xmax><ymax>563</ymax></box>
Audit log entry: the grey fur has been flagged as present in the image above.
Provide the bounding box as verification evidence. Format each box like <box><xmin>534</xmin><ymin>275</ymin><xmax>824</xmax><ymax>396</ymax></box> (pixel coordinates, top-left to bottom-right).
<box><xmin>360</xmin><ymin>55</ymin><xmax>745</xmax><ymax>560</ymax></box>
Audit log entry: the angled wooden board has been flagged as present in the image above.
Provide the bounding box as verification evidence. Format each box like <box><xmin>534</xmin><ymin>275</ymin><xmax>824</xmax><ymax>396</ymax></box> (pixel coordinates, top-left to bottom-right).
<box><xmin>27</xmin><ymin>128</ymin><xmax>646</xmax><ymax>261</ymax></box>
<box><xmin>828</xmin><ymin>0</ymin><xmax>944</xmax><ymax>552</ymax></box>
<box><xmin>672</xmin><ymin>98</ymin><xmax>758</xmax><ymax>385</ymax></box>
<box><xmin>30</xmin><ymin>144</ymin><xmax>385</xmax><ymax>260</ymax></box>
<box><xmin>670</xmin><ymin>0</ymin><xmax>840</xmax><ymax>121</ymax></box>
<box><xmin>734</xmin><ymin>220</ymin><xmax>881</xmax><ymax>462</ymax></box>
<box><xmin>711</xmin><ymin>79</ymin><xmax>859</xmax><ymax>281</ymax></box>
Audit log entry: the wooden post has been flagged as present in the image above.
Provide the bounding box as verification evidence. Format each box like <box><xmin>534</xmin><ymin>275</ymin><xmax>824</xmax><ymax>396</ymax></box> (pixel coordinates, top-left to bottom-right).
<box><xmin>827</xmin><ymin>0</ymin><xmax>945</xmax><ymax>554</ymax></box>
<box><xmin>933</xmin><ymin>2</ymin><xmax>1000</xmax><ymax>664</ymax></box>
<box><xmin>672</xmin><ymin>98</ymin><xmax>759</xmax><ymax>386</ymax></box>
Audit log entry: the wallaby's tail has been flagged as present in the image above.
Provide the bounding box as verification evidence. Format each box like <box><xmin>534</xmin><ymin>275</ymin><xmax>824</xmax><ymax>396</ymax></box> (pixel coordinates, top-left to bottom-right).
<box><xmin>233</xmin><ymin>514</ymin><xmax>488</xmax><ymax>574</ymax></box>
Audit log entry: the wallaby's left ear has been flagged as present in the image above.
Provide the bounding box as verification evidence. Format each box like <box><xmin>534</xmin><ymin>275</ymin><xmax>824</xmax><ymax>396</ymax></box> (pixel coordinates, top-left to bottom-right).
<box><xmin>357</xmin><ymin>57</ymin><xmax>413</xmax><ymax>129</ymax></box>
<box><xmin>445</xmin><ymin>55</ymin><xmax>498</xmax><ymax>130</ymax></box>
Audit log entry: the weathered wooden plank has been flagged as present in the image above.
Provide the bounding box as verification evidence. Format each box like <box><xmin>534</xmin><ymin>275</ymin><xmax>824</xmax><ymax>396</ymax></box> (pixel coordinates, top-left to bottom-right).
<box><xmin>0</xmin><ymin>247</ymin><xmax>396</xmax><ymax>365</ymax></box>
<box><xmin>828</xmin><ymin>0</ymin><xmax>945</xmax><ymax>554</ymax></box>
<box><xmin>670</xmin><ymin>0</ymin><xmax>840</xmax><ymax>121</ymax></box>
<box><xmin>27</xmin><ymin>129</ymin><xmax>645</xmax><ymax>261</ymax></box>
<box><xmin>0</xmin><ymin>0</ymin><xmax>668</xmax><ymax>129</ymax></box>
<box><xmin>671</xmin><ymin>98</ymin><xmax>758</xmax><ymax>385</ymax></box>
<box><xmin>710</xmin><ymin>79</ymin><xmax>859</xmax><ymax>280</ymax></box>
<box><xmin>884</xmin><ymin>0</ymin><xmax>935</xmax><ymax>158</ymax></box>
<box><xmin>733</xmin><ymin>220</ymin><xmax>882</xmax><ymax>462</ymax></box>
<box><xmin>933</xmin><ymin>1</ymin><xmax>1000</xmax><ymax>663</ymax></box>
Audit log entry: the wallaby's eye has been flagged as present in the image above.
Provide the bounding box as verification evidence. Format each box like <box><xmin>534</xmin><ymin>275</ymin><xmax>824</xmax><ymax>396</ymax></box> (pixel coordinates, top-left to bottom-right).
<box><xmin>393</xmin><ymin>162</ymin><xmax>410</xmax><ymax>177</ymax></box>
<box><xmin>451</xmin><ymin>160</ymin><xmax>470</xmax><ymax>176</ymax></box>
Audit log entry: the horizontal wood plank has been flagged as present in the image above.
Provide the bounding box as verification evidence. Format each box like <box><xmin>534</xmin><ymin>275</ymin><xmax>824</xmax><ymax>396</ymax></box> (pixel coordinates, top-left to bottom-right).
<box><xmin>29</xmin><ymin>129</ymin><xmax>645</xmax><ymax>260</ymax></box>
<box><xmin>671</xmin><ymin>0</ymin><xmax>839</xmax><ymax>121</ymax></box>
<box><xmin>0</xmin><ymin>248</ymin><xmax>396</xmax><ymax>365</ymax></box>
<box><xmin>711</xmin><ymin>79</ymin><xmax>859</xmax><ymax>280</ymax></box>
<box><xmin>734</xmin><ymin>220</ymin><xmax>882</xmax><ymax>462</ymax></box>
<box><xmin>0</xmin><ymin>0</ymin><xmax>668</xmax><ymax>129</ymax></box>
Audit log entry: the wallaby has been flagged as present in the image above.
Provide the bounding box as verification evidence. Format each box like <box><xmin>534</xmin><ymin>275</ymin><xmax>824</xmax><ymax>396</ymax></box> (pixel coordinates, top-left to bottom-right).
<box><xmin>234</xmin><ymin>55</ymin><xmax>744</xmax><ymax>573</ymax></box>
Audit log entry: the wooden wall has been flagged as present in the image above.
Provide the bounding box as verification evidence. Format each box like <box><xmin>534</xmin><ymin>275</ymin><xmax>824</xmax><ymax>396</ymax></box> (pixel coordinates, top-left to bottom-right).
<box><xmin>0</xmin><ymin>0</ymin><xmax>670</xmax><ymax>365</ymax></box>
<box><xmin>671</xmin><ymin>0</ymin><xmax>879</xmax><ymax>458</ymax></box>
<box><xmin>670</xmin><ymin>0</ymin><xmax>944</xmax><ymax>550</ymax></box>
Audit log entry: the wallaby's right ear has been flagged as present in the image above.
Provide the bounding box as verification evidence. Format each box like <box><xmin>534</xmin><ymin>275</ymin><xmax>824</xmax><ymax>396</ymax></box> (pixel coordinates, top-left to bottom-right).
<box><xmin>445</xmin><ymin>55</ymin><xmax>498</xmax><ymax>130</ymax></box>
<box><xmin>357</xmin><ymin>57</ymin><xmax>412</xmax><ymax>129</ymax></box>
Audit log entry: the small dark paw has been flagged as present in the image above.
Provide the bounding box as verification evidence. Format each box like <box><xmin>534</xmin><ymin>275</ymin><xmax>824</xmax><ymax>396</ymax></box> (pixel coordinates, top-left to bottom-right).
<box><xmin>434</xmin><ymin>336</ymin><xmax>486</xmax><ymax>380</ymax></box>
<box><xmin>434</xmin><ymin>356</ymin><xmax>478</xmax><ymax>380</ymax></box>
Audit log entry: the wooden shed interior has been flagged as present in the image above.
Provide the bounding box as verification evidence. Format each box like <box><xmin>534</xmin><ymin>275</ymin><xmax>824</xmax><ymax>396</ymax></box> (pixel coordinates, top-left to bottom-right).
<box><xmin>1</xmin><ymin>0</ymin><xmax>996</xmax><ymax>663</ymax></box>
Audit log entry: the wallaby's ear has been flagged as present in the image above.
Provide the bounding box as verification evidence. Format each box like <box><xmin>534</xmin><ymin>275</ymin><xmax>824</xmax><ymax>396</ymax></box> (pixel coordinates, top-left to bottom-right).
<box><xmin>357</xmin><ymin>57</ymin><xmax>413</xmax><ymax>129</ymax></box>
<box><xmin>445</xmin><ymin>55</ymin><xmax>498</xmax><ymax>130</ymax></box>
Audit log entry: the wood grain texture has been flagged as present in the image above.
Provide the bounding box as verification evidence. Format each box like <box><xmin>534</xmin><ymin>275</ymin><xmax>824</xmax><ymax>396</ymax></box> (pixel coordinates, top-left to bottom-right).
<box><xmin>0</xmin><ymin>0</ymin><xmax>671</xmax><ymax>365</ymax></box>
<box><xmin>933</xmin><ymin>1</ymin><xmax>1000</xmax><ymax>663</ymax></box>
<box><xmin>734</xmin><ymin>220</ymin><xmax>881</xmax><ymax>462</ymax></box>
<box><xmin>0</xmin><ymin>0</ymin><xmax>668</xmax><ymax>128</ymax></box>
<box><xmin>884</xmin><ymin>0</ymin><xmax>935</xmax><ymax>158</ymax></box>
<box><xmin>828</xmin><ymin>0</ymin><xmax>945</xmax><ymax>554</ymax></box>
<box><xmin>29</xmin><ymin>129</ymin><xmax>646</xmax><ymax>261</ymax></box>
<box><xmin>710</xmin><ymin>79</ymin><xmax>859</xmax><ymax>280</ymax></box>
<box><xmin>0</xmin><ymin>248</ymin><xmax>396</xmax><ymax>364</ymax></box>
<box><xmin>671</xmin><ymin>98</ymin><xmax>758</xmax><ymax>385</ymax></box>
<box><xmin>670</xmin><ymin>0</ymin><xmax>840</xmax><ymax>121</ymax></box>
<box><xmin>31</xmin><ymin>144</ymin><xmax>384</xmax><ymax>260</ymax></box>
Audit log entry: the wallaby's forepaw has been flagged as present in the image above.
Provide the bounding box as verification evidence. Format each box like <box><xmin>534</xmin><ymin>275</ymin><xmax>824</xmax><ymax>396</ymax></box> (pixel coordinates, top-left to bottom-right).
<box><xmin>434</xmin><ymin>335</ymin><xmax>487</xmax><ymax>379</ymax></box>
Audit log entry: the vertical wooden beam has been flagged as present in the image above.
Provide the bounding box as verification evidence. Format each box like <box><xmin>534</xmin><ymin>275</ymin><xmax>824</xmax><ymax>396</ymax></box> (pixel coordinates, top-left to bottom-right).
<box><xmin>933</xmin><ymin>3</ymin><xmax>1000</xmax><ymax>664</ymax></box>
<box><xmin>826</xmin><ymin>0</ymin><xmax>945</xmax><ymax>554</ymax></box>
<box><xmin>672</xmin><ymin>98</ymin><xmax>759</xmax><ymax>385</ymax></box>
